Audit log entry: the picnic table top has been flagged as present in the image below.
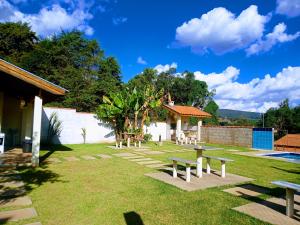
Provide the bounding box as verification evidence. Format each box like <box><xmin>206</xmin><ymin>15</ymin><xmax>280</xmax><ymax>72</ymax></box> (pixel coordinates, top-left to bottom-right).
<box><xmin>202</xmin><ymin>155</ymin><xmax>234</xmax><ymax>162</ymax></box>
<box><xmin>169</xmin><ymin>157</ymin><xmax>197</xmax><ymax>165</ymax></box>
<box><xmin>272</xmin><ymin>181</ymin><xmax>300</xmax><ymax>191</ymax></box>
<box><xmin>194</xmin><ymin>146</ymin><xmax>222</xmax><ymax>151</ymax></box>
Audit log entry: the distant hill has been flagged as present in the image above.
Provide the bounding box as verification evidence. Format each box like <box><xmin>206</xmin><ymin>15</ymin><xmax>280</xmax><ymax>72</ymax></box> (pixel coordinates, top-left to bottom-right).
<box><xmin>217</xmin><ymin>109</ymin><xmax>261</xmax><ymax>120</ymax></box>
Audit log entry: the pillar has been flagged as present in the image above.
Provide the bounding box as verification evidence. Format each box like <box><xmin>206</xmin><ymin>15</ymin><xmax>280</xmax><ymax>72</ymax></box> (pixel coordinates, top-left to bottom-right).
<box><xmin>286</xmin><ymin>188</ymin><xmax>295</xmax><ymax>217</ymax></box>
<box><xmin>0</xmin><ymin>92</ymin><xmax>3</xmax><ymax>132</ymax></box>
<box><xmin>197</xmin><ymin>120</ymin><xmax>202</xmax><ymax>141</ymax></box>
<box><xmin>176</xmin><ymin>116</ymin><xmax>182</xmax><ymax>140</ymax></box>
<box><xmin>32</xmin><ymin>96</ymin><xmax>43</xmax><ymax>167</ymax></box>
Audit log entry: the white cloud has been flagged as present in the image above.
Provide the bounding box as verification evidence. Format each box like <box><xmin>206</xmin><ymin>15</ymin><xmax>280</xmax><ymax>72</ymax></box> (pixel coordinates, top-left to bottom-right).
<box><xmin>0</xmin><ymin>0</ymin><xmax>94</xmax><ymax>37</ymax></box>
<box><xmin>137</xmin><ymin>56</ymin><xmax>147</xmax><ymax>65</ymax></box>
<box><xmin>246</xmin><ymin>23</ymin><xmax>300</xmax><ymax>55</ymax></box>
<box><xmin>194</xmin><ymin>66</ymin><xmax>300</xmax><ymax>112</ymax></box>
<box><xmin>154</xmin><ymin>62</ymin><xmax>177</xmax><ymax>74</ymax></box>
<box><xmin>175</xmin><ymin>5</ymin><xmax>268</xmax><ymax>54</ymax></box>
<box><xmin>276</xmin><ymin>0</ymin><xmax>300</xmax><ymax>17</ymax></box>
<box><xmin>112</xmin><ymin>16</ymin><xmax>127</xmax><ymax>25</ymax></box>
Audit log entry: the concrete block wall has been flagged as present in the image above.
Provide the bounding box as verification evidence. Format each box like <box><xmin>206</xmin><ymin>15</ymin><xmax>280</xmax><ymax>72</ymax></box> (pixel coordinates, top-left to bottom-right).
<box><xmin>201</xmin><ymin>126</ymin><xmax>252</xmax><ymax>147</ymax></box>
<box><xmin>41</xmin><ymin>107</ymin><xmax>167</xmax><ymax>144</ymax></box>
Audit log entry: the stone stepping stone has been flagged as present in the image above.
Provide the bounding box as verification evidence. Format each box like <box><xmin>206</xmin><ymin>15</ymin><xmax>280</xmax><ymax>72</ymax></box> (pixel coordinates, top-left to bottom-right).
<box><xmin>45</xmin><ymin>158</ymin><xmax>61</xmax><ymax>163</ymax></box>
<box><xmin>1</xmin><ymin>181</ymin><xmax>24</xmax><ymax>188</ymax></box>
<box><xmin>142</xmin><ymin>151</ymin><xmax>164</xmax><ymax>155</ymax></box>
<box><xmin>162</xmin><ymin>150</ymin><xmax>174</xmax><ymax>153</ymax></box>
<box><xmin>25</xmin><ymin>222</ymin><xmax>42</xmax><ymax>225</ymax></box>
<box><xmin>134</xmin><ymin>152</ymin><xmax>146</xmax><ymax>155</ymax></box>
<box><xmin>64</xmin><ymin>156</ymin><xmax>80</xmax><ymax>162</ymax></box>
<box><xmin>130</xmin><ymin>158</ymin><xmax>152</xmax><ymax>162</ymax></box>
<box><xmin>0</xmin><ymin>196</ymin><xmax>32</xmax><ymax>208</ymax></box>
<box><xmin>228</xmin><ymin>149</ymin><xmax>239</xmax><ymax>152</ymax></box>
<box><xmin>223</xmin><ymin>184</ymin><xmax>269</xmax><ymax>197</ymax></box>
<box><xmin>81</xmin><ymin>155</ymin><xmax>96</xmax><ymax>160</ymax></box>
<box><xmin>137</xmin><ymin>160</ymin><xmax>162</xmax><ymax>165</ymax></box>
<box><xmin>113</xmin><ymin>153</ymin><xmax>136</xmax><ymax>157</ymax></box>
<box><xmin>0</xmin><ymin>188</ymin><xmax>26</xmax><ymax>197</ymax></box>
<box><xmin>123</xmin><ymin>156</ymin><xmax>144</xmax><ymax>159</ymax></box>
<box><xmin>146</xmin><ymin>163</ymin><xmax>168</xmax><ymax>168</ymax></box>
<box><xmin>96</xmin><ymin>154</ymin><xmax>112</xmax><ymax>159</ymax></box>
<box><xmin>0</xmin><ymin>207</ymin><xmax>37</xmax><ymax>222</ymax></box>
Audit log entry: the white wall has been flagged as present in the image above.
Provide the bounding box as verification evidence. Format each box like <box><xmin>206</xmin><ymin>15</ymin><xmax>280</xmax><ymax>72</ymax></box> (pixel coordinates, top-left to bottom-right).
<box><xmin>42</xmin><ymin>107</ymin><xmax>168</xmax><ymax>144</ymax></box>
<box><xmin>144</xmin><ymin>122</ymin><xmax>167</xmax><ymax>141</ymax></box>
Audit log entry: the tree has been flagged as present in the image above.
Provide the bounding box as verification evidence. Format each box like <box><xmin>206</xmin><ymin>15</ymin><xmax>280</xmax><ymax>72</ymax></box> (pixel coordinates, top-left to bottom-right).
<box><xmin>20</xmin><ymin>30</ymin><xmax>121</xmax><ymax>112</ymax></box>
<box><xmin>259</xmin><ymin>99</ymin><xmax>300</xmax><ymax>134</ymax></box>
<box><xmin>203</xmin><ymin>101</ymin><xmax>219</xmax><ymax>125</ymax></box>
<box><xmin>0</xmin><ymin>22</ymin><xmax>37</xmax><ymax>64</ymax></box>
<box><xmin>96</xmin><ymin>85</ymin><xmax>163</xmax><ymax>142</ymax></box>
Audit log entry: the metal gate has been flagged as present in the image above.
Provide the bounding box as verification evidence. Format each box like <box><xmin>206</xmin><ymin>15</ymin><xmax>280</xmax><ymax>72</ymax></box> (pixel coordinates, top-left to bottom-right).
<box><xmin>252</xmin><ymin>128</ymin><xmax>274</xmax><ymax>150</ymax></box>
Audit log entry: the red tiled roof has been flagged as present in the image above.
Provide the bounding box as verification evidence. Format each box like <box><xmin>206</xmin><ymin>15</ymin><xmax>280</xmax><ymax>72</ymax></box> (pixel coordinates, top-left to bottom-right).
<box><xmin>275</xmin><ymin>134</ymin><xmax>300</xmax><ymax>147</ymax></box>
<box><xmin>164</xmin><ymin>104</ymin><xmax>211</xmax><ymax>118</ymax></box>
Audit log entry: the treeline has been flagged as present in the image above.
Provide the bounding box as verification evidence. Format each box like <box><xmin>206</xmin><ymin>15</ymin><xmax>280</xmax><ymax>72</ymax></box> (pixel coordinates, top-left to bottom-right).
<box><xmin>258</xmin><ymin>99</ymin><xmax>300</xmax><ymax>134</ymax></box>
<box><xmin>0</xmin><ymin>22</ymin><xmax>218</xmax><ymax>123</ymax></box>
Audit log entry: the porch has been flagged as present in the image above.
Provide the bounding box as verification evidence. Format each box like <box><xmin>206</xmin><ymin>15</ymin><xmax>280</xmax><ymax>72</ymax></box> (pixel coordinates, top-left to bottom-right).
<box><xmin>0</xmin><ymin>59</ymin><xmax>66</xmax><ymax>166</ymax></box>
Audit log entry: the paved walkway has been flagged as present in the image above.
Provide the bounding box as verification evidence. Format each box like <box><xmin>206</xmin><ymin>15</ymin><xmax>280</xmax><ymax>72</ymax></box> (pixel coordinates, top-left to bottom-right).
<box><xmin>233</xmin><ymin>194</ymin><xmax>300</xmax><ymax>225</ymax></box>
<box><xmin>0</xmin><ymin>168</ymin><xmax>41</xmax><ymax>224</ymax></box>
<box><xmin>44</xmin><ymin>154</ymin><xmax>114</xmax><ymax>165</ymax></box>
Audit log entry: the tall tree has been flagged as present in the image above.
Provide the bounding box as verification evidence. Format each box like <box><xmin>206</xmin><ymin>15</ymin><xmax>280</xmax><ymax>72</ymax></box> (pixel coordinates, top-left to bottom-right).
<box><xmin>0</xmin><ymin>22</ymin><xmax>37</xmax><ymax>64</ymax></box>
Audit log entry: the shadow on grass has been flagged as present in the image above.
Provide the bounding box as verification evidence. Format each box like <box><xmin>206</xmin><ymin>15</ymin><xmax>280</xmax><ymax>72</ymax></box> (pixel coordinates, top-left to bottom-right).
<box><xmin>40</xmin><ymin>144</ymin><xmax>73</xmax><ymax>163</ymax></box>
<box><xmin>271</xmin><ymin>166</ymin><xmax>300</xmax><ymax>175</ymax></box>
<box><xmin>0</xmin><ymin>164</ymin><xmax>65</xmax><ymax>209</ymax></box>
<box><xmin>234</xmin><ymin>183</ymin><xmax>300</xmax><ymax>222</ymax></box>
<box><xmin>124</xmin><ymin>211</ymin><xmax>144</xmax><ymax>225</ymax></box>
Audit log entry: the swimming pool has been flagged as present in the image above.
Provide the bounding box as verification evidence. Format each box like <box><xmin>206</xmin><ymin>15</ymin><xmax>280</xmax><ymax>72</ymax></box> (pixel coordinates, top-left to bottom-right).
<box><xmin>261</xmin><ymin>152</ymin><xmax>300</xmax><ymax>163</ymax></box>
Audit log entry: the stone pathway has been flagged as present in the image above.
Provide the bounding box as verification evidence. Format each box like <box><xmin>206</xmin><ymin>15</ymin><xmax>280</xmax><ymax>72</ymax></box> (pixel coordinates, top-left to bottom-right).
<box><xmin>64</xmin><ymin>156</ymin><xmax>80</xmax><ymax>162</ymax></box>
<box><xmin>96</xmin><ymin>154</ymin><xmax>112</xmax><ymax>159</ymax></box>
<box><xmin>0</xmin><ymin>208</ymin><xmax>37</xmax><ymax>222</ymax></box>
<box><xmin>0</xmin><ymin>169</ymin><xmax>41</xmax><ymax>224</ymax></box>
<box><xmin>233</xmin><ymin>194</ymin><xmax>300</xmax><ymax>225</ymax></box>
<box><xmin>81</xmin><ymin>155</ymin><xmax>96</xmax><ymax>160</ymax></box>
<box><xmin>223</xmin><ymin>184</ymin><xmax>269</xmax><ymax>197</ymax></box>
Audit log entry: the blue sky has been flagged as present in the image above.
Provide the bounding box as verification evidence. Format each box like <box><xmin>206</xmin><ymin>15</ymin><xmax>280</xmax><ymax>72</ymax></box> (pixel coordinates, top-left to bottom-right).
<box><xmin>1</xmin><ymin>0</ymin><xmax>300</xmax><ymax>112</ymax></box>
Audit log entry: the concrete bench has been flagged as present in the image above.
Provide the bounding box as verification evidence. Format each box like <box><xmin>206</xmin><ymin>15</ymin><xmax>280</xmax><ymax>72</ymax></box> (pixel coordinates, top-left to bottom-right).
<box><xmin>169</xmin><ymin>157</ymin><xmax>197</xmax><ymax>182</ymax></box>
<box><xmin>202</xmin><ymin>155</ymin><xmax>233</xmax><ymax>178</ymax></box>
<box><xmin>271</xmin><ymin>180</ymin><xmax>300</xmax><ymax>217</ymax></box>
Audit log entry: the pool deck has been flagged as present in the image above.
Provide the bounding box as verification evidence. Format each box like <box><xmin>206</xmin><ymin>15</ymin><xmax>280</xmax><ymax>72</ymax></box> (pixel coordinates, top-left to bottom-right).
<box><xmin>232</xmin><ymin>151</ymin><xmax>300</xmax><ymax>164</ymax></box>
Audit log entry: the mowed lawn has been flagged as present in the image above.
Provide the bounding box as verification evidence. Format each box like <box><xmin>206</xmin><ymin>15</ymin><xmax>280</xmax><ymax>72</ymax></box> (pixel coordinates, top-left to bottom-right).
<box><xmin>4</xmin><ymin>142</ymin><xmax>300</xmax><ymax>225</ymax></box>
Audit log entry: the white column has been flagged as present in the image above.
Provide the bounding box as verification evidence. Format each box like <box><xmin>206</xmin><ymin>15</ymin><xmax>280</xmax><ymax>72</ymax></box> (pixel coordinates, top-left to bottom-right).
<box><xmin>196</xmin><ymin>150</ymin><xmax>203</xmax><ymax>178</ymax></box>
<box><xmin>206</xmin><ymin>158</ymin><xmax>211</xmax><ymax>174</ymax></box>
<box><xmin>186</xmin><ymin>164</ymin><xmax>191</xmax><ymax>182</ymax></box>
<box><xmin>176</xmin><ymin>116</ymin><xmax>182</xmax><ymax>141</ymax></box>
<box><xmin>32</xmin><ymin>96</ymin><xmax>43</xmax><ymax>167</ymax></box>
<box><xmin>286</xmin><ymin>188</ymin><xmax>294</xmax><ymax>217</ymax></box>
<box><xmin>0</xmin><ymin>92</ymin><xmax>3</xmax><ymax>132</ymax></box>
<box><xmin>197</xmin><ymin>120</ymin><xmax>202</xmax><ymax>141</ymax></box>
<box><xmin>173</xmin><ymin>161</ymin><xmax>177</xmax><ymax>178</ymax></box>
<box><xmin>221</xmin><ymin>161</ymin><xmax>226</xmax><ymax>178</ymax></box>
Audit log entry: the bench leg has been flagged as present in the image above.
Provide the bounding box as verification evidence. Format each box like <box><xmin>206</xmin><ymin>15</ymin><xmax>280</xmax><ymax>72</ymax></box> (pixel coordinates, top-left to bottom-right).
<box><xmin>176</xmin><ymin>138</ymin><xmax>178</xmax><ymax>145</ymax></box>
<box><xmin>115</xmin><ymin>142</ymin><xmax>118</xmax><ymax>148</ymax></box>
<box><xmin>221</xmin><ymin>161</ymin><xmax>226</xmax><ymax>178</ymax></box>
<box><xmin>196</xmin><ymin>153</ymin><xmax>203</xmax><ymax>178</ymax></box>
<box><xmin>206</xmin><ymin>158</ymin><xmax>211</xmax><ymax>174</ymax></box>
<box><xmin>120</xmin><ymin>141</ymin><xmax>122</xmax><ymax>149</ymax></box>
<box><xmin>185</xmin><ymin>137</ymin><xmax>188</xmax><ymax>144</ymax></box>
<box><xmin>189</xmin><ymin>139</ymin><xmax>192</xmax><ymax>144</ymax></box>
<box><xmin>194</xmin><ymin>139</ymin><xmax>197</xmax><ymax>146</ymax></box>
<box><xmin>127</xmin><ymin>138</ymin><xmax>130</xmax><ymax>148</ymax></box>
<box><xmin>134</xmin><ymin>142</ymin><xmax>137</xmax><ymax>147</ymax></box>
<box><xmin>286</xmin><ymin>188</ymin><xmax>295</xmax><ymax>217</ymax></box>
<box><xmin>186</xmin><ymin>163</ymin><xmax>191</xmax><ymax>182</ymax></box>
<box><xmin>173</xmin><ymin>161</ymin><xmax>177</xmax><ymax>178</ymax></box>
<box><xmin>138</xmin><ymin>141</ymin><xmax>141</xmax><ymax>148</ymax></box>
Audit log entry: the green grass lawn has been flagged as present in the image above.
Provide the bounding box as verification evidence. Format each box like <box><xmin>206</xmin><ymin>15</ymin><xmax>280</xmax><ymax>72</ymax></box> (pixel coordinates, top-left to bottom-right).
<box><xmin>3</xmin><ymin>142</ymin><xmax>300</xmax><ymax>225</ymax></box>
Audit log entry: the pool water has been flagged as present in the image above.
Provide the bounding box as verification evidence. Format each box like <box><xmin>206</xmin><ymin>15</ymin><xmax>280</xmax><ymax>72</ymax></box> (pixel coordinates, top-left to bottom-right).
<box><xmin>263</xmin><ymin>152</ymin><xmax>300</xmax><ymax>162</ymax></box>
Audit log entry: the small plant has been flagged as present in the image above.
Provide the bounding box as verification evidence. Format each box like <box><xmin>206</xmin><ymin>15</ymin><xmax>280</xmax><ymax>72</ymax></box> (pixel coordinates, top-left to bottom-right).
<box><xmin>81</xmin><ymin>128</ymin><xmax>87</xmax><ymax>144</ymax></box>
<box><xmin>47</xmin><ymin>112</ymin><xmax>63</xmax><ymax>145</ymax></box>
<box><xmin>143</xmin><ymin>133</ymin><xmax>152</xmax><ymax>143</ymax></box>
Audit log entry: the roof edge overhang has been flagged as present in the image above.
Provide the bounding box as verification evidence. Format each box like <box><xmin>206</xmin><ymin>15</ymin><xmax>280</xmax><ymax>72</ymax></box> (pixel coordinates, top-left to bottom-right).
<box><xmin>163</xmin><ymin>104</ymin><xmax>212</xmax><ymax>118</ymax></box>
<box><xmin>0</xmin><ymin>58</ymin><xmax>67</xmax><ymax>96</ymax></box>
